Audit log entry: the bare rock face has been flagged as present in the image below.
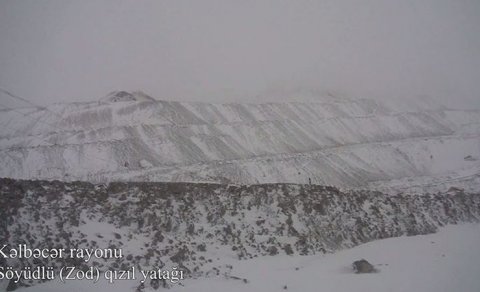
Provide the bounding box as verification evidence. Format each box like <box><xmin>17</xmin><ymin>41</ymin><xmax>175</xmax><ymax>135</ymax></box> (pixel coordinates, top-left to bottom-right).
<box><xmin>352</xmin><ymin>259</ymin><xmax>375</xmax><ymax>273</ymax></box>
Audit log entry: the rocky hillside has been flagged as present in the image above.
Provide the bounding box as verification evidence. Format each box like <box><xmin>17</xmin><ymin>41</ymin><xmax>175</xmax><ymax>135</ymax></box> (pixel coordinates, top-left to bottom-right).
<box><xmin>1</xmin><ymin>178</ymin><xmax>479</xmax><ymax>290</ymax></box>
<box><xmin>0</xmin><ymin>91</ymin><xmax>479</xmax><ymax>193</ymax></box>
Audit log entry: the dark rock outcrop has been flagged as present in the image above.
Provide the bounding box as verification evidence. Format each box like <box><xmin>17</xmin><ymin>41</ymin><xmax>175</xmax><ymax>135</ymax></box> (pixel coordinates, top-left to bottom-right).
<box><xmin>352</xmin><ymin>259</ymin><xmax>375</xmax><ymax>273</ymax></box>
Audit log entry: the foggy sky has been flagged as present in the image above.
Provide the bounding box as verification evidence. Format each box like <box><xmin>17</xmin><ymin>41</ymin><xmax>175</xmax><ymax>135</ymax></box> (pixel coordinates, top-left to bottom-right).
<box><xmin>0</xmin><ymin>0</ymin><xmax>479</xmax><ymax>108</ymax></box>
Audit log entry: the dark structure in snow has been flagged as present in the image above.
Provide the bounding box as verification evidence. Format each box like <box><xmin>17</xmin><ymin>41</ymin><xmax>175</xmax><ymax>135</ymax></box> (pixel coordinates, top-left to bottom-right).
<box><xmin>352</xmin><ymin>259</ymin><xmax>375</xmax><ymax>273</ymax></box>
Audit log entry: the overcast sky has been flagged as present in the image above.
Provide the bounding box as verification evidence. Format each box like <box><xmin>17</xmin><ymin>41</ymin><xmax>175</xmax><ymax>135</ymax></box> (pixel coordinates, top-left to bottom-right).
<box><xmin>0</xmin><ymin>0</ymin><xmax>479</xmax><ymax>108</ymax></box>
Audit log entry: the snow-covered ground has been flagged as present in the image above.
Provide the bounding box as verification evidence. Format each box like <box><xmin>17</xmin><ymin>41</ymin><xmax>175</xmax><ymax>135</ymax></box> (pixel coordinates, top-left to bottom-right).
<box><xmin>10</xmin><ymin>224</ymin><xmax>480</xmax><ymax>292</ymax></box>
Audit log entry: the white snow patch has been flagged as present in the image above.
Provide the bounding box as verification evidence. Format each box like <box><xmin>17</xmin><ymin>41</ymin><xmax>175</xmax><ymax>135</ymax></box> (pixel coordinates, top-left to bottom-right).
<box><xmin>12</xmin><ymin>224</ymin><xmax>480</xmax><ymax>292</ymax></box>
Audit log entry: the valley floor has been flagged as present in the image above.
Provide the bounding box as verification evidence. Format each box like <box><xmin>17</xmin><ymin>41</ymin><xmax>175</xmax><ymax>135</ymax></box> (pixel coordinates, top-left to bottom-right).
<box><xmin>8</xmin><ymin>223</ymin><xmax>480</xmax><ymax>292</ymax></box>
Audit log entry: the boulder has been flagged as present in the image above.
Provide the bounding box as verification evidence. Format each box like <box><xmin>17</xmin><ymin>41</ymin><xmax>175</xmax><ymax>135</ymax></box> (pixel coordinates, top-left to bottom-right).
<box><xmin>352</xmin><ymin>259</ymin><xmax>375</xmax><ymax>273</ymax></box>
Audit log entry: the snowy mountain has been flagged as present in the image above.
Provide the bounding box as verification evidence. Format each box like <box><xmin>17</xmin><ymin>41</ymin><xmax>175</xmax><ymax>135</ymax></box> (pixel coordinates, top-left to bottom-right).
<box><xmin>100</xmin><ymin>91</ymin><xmax>157</xmax><ymax>103</ymax></box>
<box><xmin>1</xmin><ymin>92</ymin><xmax>479</xmax><ymax>291</ymax></box>
<box><xmin>0</xmin><ymin>92</ymin><xmax>479</xmax><ymax>193</ymax></box>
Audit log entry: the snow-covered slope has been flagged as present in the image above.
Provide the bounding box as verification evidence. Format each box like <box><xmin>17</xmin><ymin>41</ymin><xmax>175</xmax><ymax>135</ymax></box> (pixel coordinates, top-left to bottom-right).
<box><xmin>1</xmin><ymin>179</ymin><xmax>479</xmax><ymax>291</ymax></box>
<box><xmin>0</xmin><ymin>92</ymin><xmax>479</xmax><ymax>193</ymax></box>
<box><xmin>174</xmin><ymin>224</ymin><xmax>480</xmax><ymax>292</ymax></box>
<box><xmin>14</xmin><ymin>224</ymin><xmax>480</xmax><ymax>292</ymax></box>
